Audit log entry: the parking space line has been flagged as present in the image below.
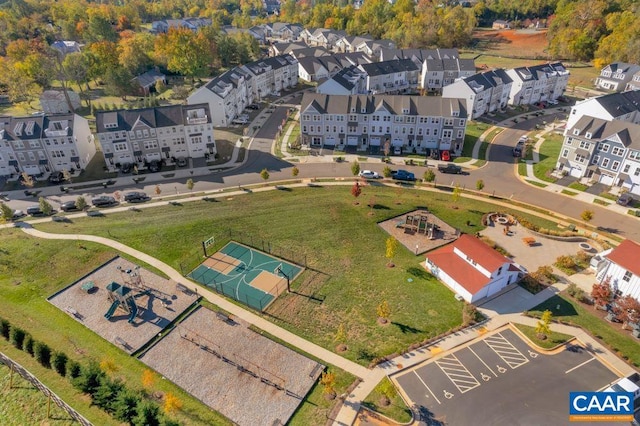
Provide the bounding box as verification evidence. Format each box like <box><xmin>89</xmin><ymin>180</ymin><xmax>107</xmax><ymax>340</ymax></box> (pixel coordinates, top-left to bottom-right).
<box><xmin>435</xmin><ymin>354</ymin><xmax>480</xmax><ymax>394</ymax></box>
<box><xmin>484</xmin><ymin>333</ymin><xmax>529</xmax><ymax>369</ymax></box>
<box><xmin>565</xmin><ymin>357</ymin><xmax>596</xmax><ymax>374</ymax></box>
<box><xmin>414</xmin><ymin>371</ymin><xmax>441</xmax><ymax>405</ymax></box>
<box><xmin>469</xmin><ymin>346</ymin><xmax>497</xmax><ymax>377</ymax></box>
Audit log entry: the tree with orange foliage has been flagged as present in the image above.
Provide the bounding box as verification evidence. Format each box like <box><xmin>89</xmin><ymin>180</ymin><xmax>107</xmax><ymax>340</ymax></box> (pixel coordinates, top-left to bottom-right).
<box><xmin>351</xmin><ymin>181</ymin><xmax>362</xmax><ymax>204</ymax></box>
<box><xmin>591</xmin><ymin>278</ymin><xmax>613</xmax><ymax>309</ymax></box>
<box><xmin>163</xmin><ymin>392</ymin><xmax>183</xmax><ymax>414</ymax></box>
<box><xmin>141</xmin><ymin>368</ymin><xmax>156</xmax><ymax>390</ymax></box>
<box><xmin>616</xmin><ymin>295</ymin><xmax>640</xmax><ymax>329</ymax></box>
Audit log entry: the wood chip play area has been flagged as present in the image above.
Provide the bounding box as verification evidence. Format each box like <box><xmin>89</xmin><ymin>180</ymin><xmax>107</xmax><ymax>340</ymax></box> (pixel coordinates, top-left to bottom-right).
<box><xmin>140</xmin><ymin>306</ymin><xmax>323</xmax><ymax>426</ymax></box>
<box><xmin>378</xmin><ymin>209</ymin><xmax>458</xmax><ymax>254</ymax></box>
<box><xmin>48</xmin><ymin>257</ymin><xmax>198</xmax><ymax>354</ymax></box>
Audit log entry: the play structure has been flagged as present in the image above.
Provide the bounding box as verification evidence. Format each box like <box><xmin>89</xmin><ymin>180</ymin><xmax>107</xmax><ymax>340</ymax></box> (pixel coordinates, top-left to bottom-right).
<box><xmin>397</xmin><ymin>214</ymin><xmax>438</xmax><ymax>239</ymax></box>
<box><xmin>104</xmin><ymin>282</ymin><xmax>149</xmax><ymax>324</ymax></box>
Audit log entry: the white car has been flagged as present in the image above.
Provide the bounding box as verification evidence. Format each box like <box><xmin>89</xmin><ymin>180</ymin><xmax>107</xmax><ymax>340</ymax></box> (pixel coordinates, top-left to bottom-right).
<box><xmin>547</xmin><ymin>99</ymin><xmax>558</xmax><ymax>105</ymax></box>
<box><xmin>359</xmin><ymin>170</ymin><xmax>380</xmax><ymax>179</ymax></box>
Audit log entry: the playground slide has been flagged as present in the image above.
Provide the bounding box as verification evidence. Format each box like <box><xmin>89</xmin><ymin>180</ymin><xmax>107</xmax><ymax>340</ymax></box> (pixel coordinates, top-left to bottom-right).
<box><xmin>104</xmin><ymin>300</ymin><xmax>120</xmax><ymax>320</ymax></box>
<box><xmin>127</xmin><ymin>298</ymin><xmax>138</xmax><ymax>324</ymax></box>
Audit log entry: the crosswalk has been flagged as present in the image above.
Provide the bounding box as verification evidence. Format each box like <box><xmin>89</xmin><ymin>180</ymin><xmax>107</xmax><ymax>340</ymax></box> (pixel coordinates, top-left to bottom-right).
<box><xmin>435</xmin><ymin>354</ymin><xmax>480</xmax><ymax>394</ymax></box>
<box><xmin>484</xmin><ymin>333</ymin><xmax>529</xmax><ymax>369</ymax></box>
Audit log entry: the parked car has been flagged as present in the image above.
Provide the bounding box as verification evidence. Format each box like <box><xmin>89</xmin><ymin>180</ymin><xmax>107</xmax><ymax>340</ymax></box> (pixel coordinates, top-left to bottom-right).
<box><xmin>440</xmin><ymin>151</ymin><xmax>451</xmax><ymax>161</ymax></box>
<box><xmin>393</xmin><ymin>147</ymin><xmax>402</xmax><ymax>155</ymax></box>
<box><xmin>617</xmin><ymin>193</ymin><xmax>635</xmax><ymax>206</ymax></box>
<box><xmin>547</xmin><ymin>99</ymin><xmax>558</xmax><ymax>105</ymax></box>
<box><xmin>124</xmin><ymin>191</ymin><xmax>149</xmax><ymax>203</ymax></box>
<box><xmin>48</xmin><ymin>171</ymin><xmax>64</xmax><ymax>184</ymax></box>
<box><xmin>60</xmin><ymin>200</ymin><xmax>79</xmax><ymax>212</ymax></box>
<box><xmin>232</xmin><ymin>118</ymin><xmax>248</xmax><ymax>125</ymax></box>
<box><xmin>26</xmin><ymin>206</ymin><xmax>45</xmax><ymax>216</ymax></box>
<box><xmin>358</xmin><ymin>170</ymin><xmax>380</xmax><ymax>179</ymax></box>
<box><xmin>513</xmin><ymin>147</ymin><xmax>523</xmax><ymax>157</ymax></box>
<box><xmin>176</xmin><ymin>157</ymin><xmax>188</xmax><ymax>167</ymax></box>
<box><xmin>437</xmin><ymin>164</ymin><xmax>463</xmax><ymax>174</ymax></box>
<box><xmin>391</xmin><ymin>170</ymin><xmax>416</xmax><ymax>181</ymax></box>
<box><xmin>120</xmin><ymin>163</ymin><xmax>133</xmax><ymax>174</ymax></box>
<box><xmin>148</xmin><ymin>161</ymin><xmax>161</xmax><ymax>173</ymax></box>
<box><xmin>11</xmin><ymin>210</ymin><xmax>25</xmax><ymax>220</ymax></box>
<box><xmin>91</xmin><ymin>196</ymin><xmax>117</xmax><ymax>207</ymax></box>
<box><xmin>247</xmin><ymin>104</ymin><xmax>260</xmax><ymax>110</ymax></box>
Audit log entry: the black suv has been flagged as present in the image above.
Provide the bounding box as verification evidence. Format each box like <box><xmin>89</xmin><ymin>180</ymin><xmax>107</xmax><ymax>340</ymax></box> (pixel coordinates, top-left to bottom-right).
<box><xmin>91</xmin><ymin>196</ymin><xmax>117</xmax><ymax>207</ymax></box>
<box><xmin>124</xmin><ymin>191</ymin><xmax>149</xmax><ymax>203</ymax></box>
<box><xmin>60</xmin><ymin>200</ymin><xmax>79</xmax><ymax>212</ymax></box>
<box><xmin>48</xmin><ymin>171</ymin><xmax>64</xmax><ymax>183</ymax></box>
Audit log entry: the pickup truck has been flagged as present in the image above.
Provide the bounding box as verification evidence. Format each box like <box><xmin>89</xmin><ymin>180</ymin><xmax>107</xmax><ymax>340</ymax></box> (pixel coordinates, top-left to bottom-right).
<box><xmin>391</xmin><ymin>170</ymin><xmax>416</xmax><ymax>181</ymax></box>
<box><xmin>437</xmin><ymin>164</ymin><xmax>462</xmax><ymax>174</ymax></box>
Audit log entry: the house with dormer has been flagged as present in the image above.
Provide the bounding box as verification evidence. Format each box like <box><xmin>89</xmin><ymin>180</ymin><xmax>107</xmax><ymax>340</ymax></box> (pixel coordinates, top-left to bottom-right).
<box><xmin>595</xmin><ymin>239</ymin><xmax>640</xmax><ymax>301</ymax></box>
<box><xmin>357</xmin><ymin>59</ymin><xmax>420</xmax><ymax>95</ymax></box>
<box><xmin>0</xmin><ymin>113</ymin><xmax>94</xmax><ymax>178</ymax></box>
<box><xmin>565</xmin><ymin>91</ymin><xmax>640</xmax><ymax>135</ymax></box>
<box><xmin>95</xmin><ymin>104</ymin><xmax>215</xmax><ymax>172</ymax></box>
<box><xmin>596</xmin><ymin>62</ymin><xmax>640</xmax><ymax>92</ymax></box>
<box><xmin>334</xmin><ymin>35</ymin><xmax>373</xmax><ymax>53</ymax></box>
<box><xmin>424</xmin><ymin>234</ymin><xmax>524</xmax><ymax>303</ymax></box>
<box><xmin>316</xmin><ymin>66</ymin><xmax>367</xmax><ymax>95</ymax></box>
<box><xmin>556</xmin><ymin>116</ymin><xmax>640</xmax><ymax>194</ymax></box>
<box><xmin>442</xmin><ymin>69</ymin><xmax>512</xmax><ymax>119</ymax></box>
<box><xmin>506</xmin><ymin>62</ymin><xmax>569</xmax><ymax>106</ymax></box>
<box><xmin>299</xmin><ymin>93</ymin><xmax>466</xmax><ymax>157</ymax></box>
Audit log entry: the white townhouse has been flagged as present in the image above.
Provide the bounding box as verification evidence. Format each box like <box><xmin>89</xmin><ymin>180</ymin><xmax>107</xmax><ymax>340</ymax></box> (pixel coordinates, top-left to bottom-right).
<box><xmin>595</xmin><ymin>239</ymin><xmax>640</xmax><ymax>301</ymax></box>
<box><xmin>0</xmin><ymin>113</ymin><xmax>95</xmax><ymax>178</ymax></box>
<box><xmin>299</xmin><ymin>93</ymin><xmax>467</xmax><ymax>158</ymax></box>
<box><xmin>95</xmin><ymin>104</ymin><xmax>215</xmax><ymax>172</ymax></box>
<box><xmin>506</xmin><ymin>62</ymin><xmax>569</xmax><ymax>106</ymax></box>
<box><xmin>188</xmin><ymin>55</ymin><xmax>298</xmax><ymax>126</ymax></box>
<box><xmin>316</xmin><ymin>66</ymin><xmax>367</xmax><ymax>95</ymax></box>
<box><xmin>595</xmin><ymin>62</ymin><xmax>640</xmax><ymax>92</ymax></box>
<box><xmin>625</xmin><ymin>70</ymin><xmax>640</xmax><ymax>92</ymax></box>
<box><xmin>556</xmin><ymin>116</ymin><xmax>640</xmax><ymax>194</ymax></box>
<box><xmin>421</xmin><ymin>57</ymin><xmax>476</xmax><ymax>93</ymax></box>
<box><xmin>566</xmin><ymin>91</ymin><xmax>640</xmax><ymax>133</ymax></box>
<box><xmin>334</xmin><ymin>35</ymin><xmax>373</xmax><ymax>53</ymax></box>
<box><xmin>424</xmin><ymin>234</ymin><xmax>524</xmax><ymax>304</ymax></box>
<box><xmin>442</xmin><ymin>69</ymin><xmax>512</xmax><ymax>119</ymax></box>
<box><xmin>357</xmin><ymin>59</ymin><xmax>420</xmax><ymax>95</ymax></box>
<box><xmin>301</xmin><ymin>28</ymin><xmax>346</xmax><ymax>50</ymax></box>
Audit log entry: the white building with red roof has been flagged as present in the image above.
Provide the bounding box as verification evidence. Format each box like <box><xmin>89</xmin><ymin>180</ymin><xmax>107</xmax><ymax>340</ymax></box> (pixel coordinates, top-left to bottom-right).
<box><xmin>424</xmin><ymin>234</ymin><xmax>524</xmax><ymax>304</ymax></box>
<box><xmin>596</xmin><ymin>239</ymin><xmax>640</xmax><ymax>301</ymax></box>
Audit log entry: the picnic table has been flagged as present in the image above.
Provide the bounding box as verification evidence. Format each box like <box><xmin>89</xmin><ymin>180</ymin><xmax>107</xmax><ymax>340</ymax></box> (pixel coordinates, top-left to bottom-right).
<box><xmin>81</xmin><ymin>281</ymin><xmax>95</xmax><ymax>292</ymax></box>
<box><xmin>522</xmin><ymin>237</ymin><xmax>536</xmax><ymax>246</ymax></box>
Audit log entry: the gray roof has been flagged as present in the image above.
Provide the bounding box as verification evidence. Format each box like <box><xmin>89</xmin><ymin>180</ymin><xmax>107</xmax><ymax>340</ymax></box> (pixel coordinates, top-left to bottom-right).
<box><xmin>0</xmin><ymin>114</ymin><xmax>79</xmax><ymax>141</ymax></box>
<box><xmin>358</xmin><ymin>59</ymin><xmax>418</xmax><ymax>76</ymax></box>
<box><xmin>325</xmin><ymin>66</ymin><xmax>366</xmax><ymax>91</ymax></box>
<box><xmin>569</xmin><ymin>115</ymin><xmax>640</xmax><ymax>148</ymax></box>
<box><xmin>301</xmin><ymin>94</ymin><xmax>467</xmax><ymax>118</ymax></box>
<box><xmin>134</xmin><ymin>70</ymin><xmax>166</xmax><ymax>89</ymax></box>
<box><xmin>462</xmin><ymin>69</ymin><xmax>512</xmax><ymax>92</ymax></box>
<box><xmin>602</xmin><ymin>62</ymin><xmax>640</xmax><ymax>75</ymax></box>
<box><xmin>593</xmin><ymin>91</ymin><xmax>640</xmax><ymax>117</ymax></box>
<box><xmin>511</xmin><ymin>62</ymin><xmax>568</xmax><ymax>81</ymax></box>
<box><xmin>379</xmin><ymin>48</ymin><xmax>460</xmax><ymax>63</ymax></box>
<box><xmin>95</xmin><ymin>104</ymin><xmax>211</xmax><ymax>133</ymax></box>
<box><xmin>242</xmin><ymin>55</ymin><xmax>298</xmax><ymax>75</ymax></box>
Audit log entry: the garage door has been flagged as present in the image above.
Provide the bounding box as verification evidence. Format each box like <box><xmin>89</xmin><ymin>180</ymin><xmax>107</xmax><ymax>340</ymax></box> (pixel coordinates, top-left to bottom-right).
<box><xmin>599</xmin><ymin>174</ymin><xmax>614</xmax><ymax>186</ymax></box>
<box><xmin>370</xmin><ymin>137</ymin><xmax>381</xmax><ymax>146</ymax></box>
<box><xmin>324</xmin><ymin>136</ymin><xmax>336</xmax><ymax>146</ymax></box>
<box><xmin>392</xmin><ymin>138</ymin><xmax>403</xmax><ymax>147</ymax></box>
<box><xmin>145</xmin><ymin>153</ymin><xmax>161</xmax><ymax>162</ymax></box>
<box><xmin>347</xmin><ymin>136</ymin><xmax>358</xmax><ymax>146</ymax></box>
<box><xmin>569</xmin><ymin>167</ymin><xmax>582</xmax><ymax>178</ymax></box>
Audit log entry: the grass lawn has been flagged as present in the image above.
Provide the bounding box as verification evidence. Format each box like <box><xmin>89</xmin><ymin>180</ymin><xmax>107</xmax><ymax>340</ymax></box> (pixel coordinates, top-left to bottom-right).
<box><xmin>0</xmin><ymin>362</ymin><xmax>77</xmax><ymax>425</ymax></box>
<box><xmin>513</xmin><ymin>323</ymin><xmax>573</xmax><ymax>350</ymax></box>
<box><xmin>568</xmin><ymin>182</ymin><xmax>588</xmax><ymax>191</ymax></box>
<box><xmin>593</xmin><ymin>199</ymin><xmax>610</xmax><ymax>207</ymax></box>
<box><xmin>518</xmin><ymin>162</ymin><xmax>527</xmax><ymax>176</ymax></box>
<box><xmin>362</xmin><ymin>377</ymin><xmax>412</xmax><ymax>423</ymax></box>
<box><xmin>533</xmin><ymin>133</ymin><xmax>562</xmax><ymax>182</ymax></box>
<box><xmin>561</xmin><ymin>189</ymin><xmax>577</xmax><ymax>196</ymax></box>
<box><xmin>528</xmin><ymin>295</ymin><xmax>640</xmax><ymax>367</ymax></box>
<box><xmin>525</xmin><ymin>179</ymin><xmax>548</xmax><ymax>188</ymax></box>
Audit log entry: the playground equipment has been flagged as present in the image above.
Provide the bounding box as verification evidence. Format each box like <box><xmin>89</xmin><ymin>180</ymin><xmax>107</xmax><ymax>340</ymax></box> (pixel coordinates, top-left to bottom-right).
<box><xmin>403</xmin><ymin>214</ymin><xmax>438</xmax><ymax>239</ymax></box>
<box><xmin>104</xmin><ymin>282</ymin><xmax>145</xmax><ymax>324</ymax></box>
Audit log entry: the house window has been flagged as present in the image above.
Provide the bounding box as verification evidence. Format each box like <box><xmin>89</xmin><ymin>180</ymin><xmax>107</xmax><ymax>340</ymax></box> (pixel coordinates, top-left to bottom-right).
<box><xmin>575</xmin><ymin>154</ymin><xmax>586</xmax><ymax>164</ymax></box>
<box><xmin>623</xmin><ymin>164</ymin><xmax>631</xmax><ymax>173</ymax></box>
<box><xmin>612</xmin><ymin>161</ymin><xmax>620</xmax><ymax>171</ymax></box>
<box><xmin>600</xmin><ymin>144</ymin><xmax>610</xmax><ymax>153</ymax></box>
<box><xmin>114</xmin><ymin>143</ymin><xmax>128</xmax><ymax>152</ymax></box>
<box><xmin>591</xmin><ymin>155</ymin><xmax>599</xmax><ymax>164</ymax></box>
<box><xmin>635</xmin><ymin>167</ymin><xmax>640</xmax><ymax>176</ymax></box>
<box><xmin>623</xmin><ymin>271</ymin><xmax>632</xmax><ymax>282</ymax></box>
<box><xmin>579</xmin><ymin>141</ymin><xmax>590</xmax><ymax>149</ymax></box>
<box><xmin>612</xmin><ymin>146</ymin><xmax>625</xmax><ymax>156</ymax></box>
<box><xmin>602</xmin><ymin>158</ymin><xmax>610</xmax><ymax>168</ymax></box>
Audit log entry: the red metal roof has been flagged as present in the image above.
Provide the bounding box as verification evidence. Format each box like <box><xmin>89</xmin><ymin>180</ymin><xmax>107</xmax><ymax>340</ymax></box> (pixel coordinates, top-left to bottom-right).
<box><xmin>453</xmin><ymin>234</ymin><xmax>509</xmax><ymax>271</ymax></box>
<box><xmin>606</xmin><ymin>239</ymin><xmax>640</xmax><ymax>277</ymax></box>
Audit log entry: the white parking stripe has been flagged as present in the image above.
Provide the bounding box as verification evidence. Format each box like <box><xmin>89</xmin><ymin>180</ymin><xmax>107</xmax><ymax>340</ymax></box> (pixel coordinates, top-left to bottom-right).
<box><xmin>469</xmin><ymin>347</ymin><xmax>497</xmax><ymax>377</ymax></box>
<box><xmin>436</xmin><ymin>354</ymin><xmax>481</xmax><ymax>394</ymax></box>
<box><xmin>484</xmin><ymin>333</ymin><xmax>529</xmax><ymax>369</ymax></box>
<box><xmin>414</xmin><ymin>371</ymin><xmax>441</xmax><ymax>405</ymax></box>
<box><xmin>565</xmin><ymin>357</ymin><xmax>596</xmax><ymax>374</ymax></box>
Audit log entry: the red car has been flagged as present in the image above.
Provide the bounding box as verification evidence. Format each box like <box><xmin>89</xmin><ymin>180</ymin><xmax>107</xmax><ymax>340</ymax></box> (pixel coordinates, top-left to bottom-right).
<box><xmin>440</xmin><ymin>151</ymin><xmax>451</xmax><ymax>161</ymax></box>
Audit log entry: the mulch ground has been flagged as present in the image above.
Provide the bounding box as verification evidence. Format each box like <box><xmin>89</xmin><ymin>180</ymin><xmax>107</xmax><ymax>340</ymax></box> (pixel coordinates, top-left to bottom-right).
<box><xmin>377</xmin><ymin>209</ymin><xmax>458</xmax><ymax>255</ymax></box>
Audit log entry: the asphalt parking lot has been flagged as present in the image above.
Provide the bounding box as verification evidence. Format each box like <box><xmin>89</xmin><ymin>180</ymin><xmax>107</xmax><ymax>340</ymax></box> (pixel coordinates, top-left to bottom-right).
<box><xmin>393</xmin><ymin>327</ymin><xmax>619</xmax><ymax>426</ymax></box>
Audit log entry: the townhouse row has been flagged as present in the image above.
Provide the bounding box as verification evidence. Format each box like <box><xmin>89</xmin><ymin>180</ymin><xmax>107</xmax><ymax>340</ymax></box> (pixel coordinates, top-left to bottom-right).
<box><xmin>0</xmin><ymin>104</ymin><xmax>217</xmax><ymax>178</ymax></box>
<box><xmin>299</xmin><ymin>93</ymin><xmax>467</xmax><ymax>158</ymax></box>
<box><xmin>443</xmin><ymin>62</ymin><xmax>570</xmax><ymax>119</ymax></box>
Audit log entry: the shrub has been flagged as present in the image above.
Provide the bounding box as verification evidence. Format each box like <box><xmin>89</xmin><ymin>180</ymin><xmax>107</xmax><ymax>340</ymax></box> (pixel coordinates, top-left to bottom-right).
<box><xmin>133</xmin><ymin>400</ymin><xmax>161</xmax><ymax>426</ymax></box>
<box><xmin>22</xmin><ymin>334</ymin><xmax>34</xmax><ymax>355</ymax></box>
<box><xmin>567</xmin><ymin>283</ymin><xmax>579</xmax><ymax>297</ymax></box>
<box><xmin>382</xmin><ymin>166</ymin><xmax>392</xmax><ymax>178</ymax></box>
<box><xmin>67</xmin><ymin>359</ymin><xmax>82</xmax><ymax>379</ymax></box>
<box><xmin>114</xmin><ymin>389</ymin><xmax>142</xmax><ymax>424</ymax></box>
<box><xmin>72</xmin><ymin>361</ymin><xmax>105</xmax><ymax>395</ymax></box>
<box><xmin>52</xmin><ymin>352</ymin><xmax>68</xmax><ymax>377</ymax></box>
<box><xmin>0</xmin><ymin>318</ymin><xmax>10</xmax><ymax>340</ymax></box>
<box><xmin>555</xmin><ymin>255</ymin><xmax>576</xmax><ymax>270</ymax></box>
<box><xmin>33</xmin><ymin>341</ymin><xmax>52</xmax><ymax>368</ymax></box>
<box><xmin>9</xmin><ymin>326</ymin><xmax>26</xmax><ymax>349</ymax></box>
<box><xmin>93</xmin><ymin>375</ymin><xmax>125</xmax><ymax>414</ymax></box>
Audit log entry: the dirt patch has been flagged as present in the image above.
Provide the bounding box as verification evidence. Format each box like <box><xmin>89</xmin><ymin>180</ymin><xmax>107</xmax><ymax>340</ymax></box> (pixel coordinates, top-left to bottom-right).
<box><xmin>472</xmin><ymin>29</ymin><xmax>549</xmax><ymax>59</ymax></box>
<box><xmin>377</xmin><ymin>209</ymin><xmax>458</xmax><ymax>255</ymax></box>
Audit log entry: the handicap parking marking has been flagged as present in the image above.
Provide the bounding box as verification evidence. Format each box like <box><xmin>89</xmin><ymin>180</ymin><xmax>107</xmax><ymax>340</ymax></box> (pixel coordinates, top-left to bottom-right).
<box><xmin>435</xmin><ymin>353</ymin><xmax>481</xmax><ymax>394</ymax></box>
<box><xmin>484</xmin><ymin>332</ymin><xmax>529</xmax><ymax>369</ymax></box>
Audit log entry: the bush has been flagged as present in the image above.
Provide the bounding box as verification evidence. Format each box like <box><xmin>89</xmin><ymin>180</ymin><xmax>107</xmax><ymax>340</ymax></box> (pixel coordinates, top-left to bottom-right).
<box><xmin>382</xmin><ymin>166</ymin><xmax>392</xmax><ymax>178</ymax></box>
<box><xmin>114</xmin><ymin>389</ymin><xmax>142</xmax><ymax>423</ymax></box>
<box><xmin>0</xmin><ymin>318</ymin><xmax>10</xmax><ymax>340</ymax></box>
<box><xmin>133</xmin><ymin>400</ymin><xmax>161</xmax><ymax>426</ymax></box>
<box><xmin>33</xmin><ymin>341</ymin><xmax>52</xmax><ymax>368</ymax></box>
<box><xmin>52</xmin><ymin>352</ymin><xmax>68</xmax><ymax>377</ymax></box>
<box><xmin>93</xmin><ymin>375</ymin><xmax>125</xmax><ymax>414</ymax></box>
<box><xmin>72</xmin><ymin>361</ymin><xmax>105</xmax><ymax>395</ymax></box>
<box><xmin>67</xmin><ymin>359</ymin><xmax>81</xmax><ymax>379</ymax></box>
<box><xmin>9</xmin><ymin>327</ymin><xmax>26</xmax><ymax>349</ymax></box>
<box><xmin>22</xmin><ymin>334</ymin><xmax>34</xmax><ymax>356</ymax></box>
<box><xmin>567</xmin><ymin>283</ymin><xmax>579</xmax><ymax>297</ymax></box>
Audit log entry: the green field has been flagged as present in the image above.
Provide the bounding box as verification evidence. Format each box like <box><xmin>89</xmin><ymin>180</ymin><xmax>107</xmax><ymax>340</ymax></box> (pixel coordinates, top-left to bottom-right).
<box><xmin>533</xmin><ymin>133</ymin><xmax>563</xmax><ymax>182</ymax></box>
<box><xmin>513</xmin><ymin>323</ymin><xmax>573</xmax><ymax>350</ymax></box>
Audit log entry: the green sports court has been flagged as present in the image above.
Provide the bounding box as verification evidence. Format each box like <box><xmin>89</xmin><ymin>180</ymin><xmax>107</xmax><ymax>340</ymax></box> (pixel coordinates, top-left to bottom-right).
<box><xmin>187</xmin><ymin>241</ymin><xmax>303</xmax><ymax>311</ymax></box>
